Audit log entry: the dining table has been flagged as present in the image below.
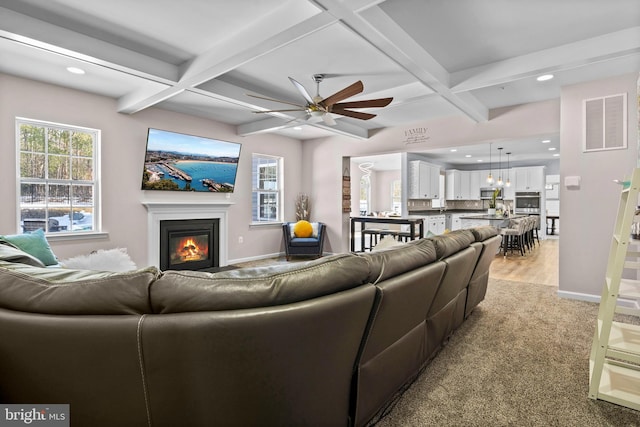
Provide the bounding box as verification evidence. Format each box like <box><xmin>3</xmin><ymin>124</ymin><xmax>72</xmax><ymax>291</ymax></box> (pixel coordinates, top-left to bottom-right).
<box><xmin>350</xmin><ymin>215</ymin><xmax>424</xmax><ymax>252</ymax></box>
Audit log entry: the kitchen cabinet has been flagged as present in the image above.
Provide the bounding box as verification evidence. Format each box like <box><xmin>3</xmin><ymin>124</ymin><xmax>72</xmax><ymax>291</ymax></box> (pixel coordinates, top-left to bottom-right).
<box><xmin>450</xmin><ymin>213</ymin><xmax>467</xmax><ymax>231</ymax></box>
<box><xmin>427</xmin><ymin>214</ymin><xmax>446</xmax><ymax>235</ymax></box>
<box><xmin>514</xmin><ymin>166</ymin><xmax>545</xmax><ymax>192</ymax></box>
<box><xmin>446</xmin><ymin>170</ymin><xmax>481</xmax><ymax>200</ymax></box>
<box><xmin>446</xmin><ymin>170</ymin><xmax>462</xmax><ymax>200</ymax></box>
<box><xmin>468</xmin><ymin>170</ymin><xmax>481</xmax><ymax>199</ymax></box>
<box><xmin>409</xmin><ymin>161</ymin><xmax>440</xmax><ymax>199</ymax></box>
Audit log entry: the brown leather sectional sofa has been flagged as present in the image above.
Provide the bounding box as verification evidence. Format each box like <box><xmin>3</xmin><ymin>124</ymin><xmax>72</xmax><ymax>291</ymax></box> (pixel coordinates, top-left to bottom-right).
<box><xmin>0</xmin><ymin>226</ymin><xmax>500</xmax><ymax>427</ymax></box>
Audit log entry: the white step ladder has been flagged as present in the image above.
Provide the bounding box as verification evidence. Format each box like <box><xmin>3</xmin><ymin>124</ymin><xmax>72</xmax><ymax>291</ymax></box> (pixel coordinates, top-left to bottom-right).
<box><xmin>589</xmin><ymin>168</ymin><xmax>640</xmax><ymax>410</ymax></box>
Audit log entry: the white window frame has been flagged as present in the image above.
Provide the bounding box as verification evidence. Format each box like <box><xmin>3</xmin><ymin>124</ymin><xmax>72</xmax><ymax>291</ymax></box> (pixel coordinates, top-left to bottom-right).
<box><xmin>252</xmin><ymin>153</ymin><xmax>283</xmax><ymax>224</ymax></box>
<box><xmin>15</xmin><ymin>117</ymin><xmax>102</xmax><ymax>238</ymax></box>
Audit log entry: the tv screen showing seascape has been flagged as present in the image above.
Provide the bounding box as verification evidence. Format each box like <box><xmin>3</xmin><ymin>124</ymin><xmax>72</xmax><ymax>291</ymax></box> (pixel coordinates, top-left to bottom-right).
<box><xmin>141</xmin><ymin>128</ymin><xmax>241</xmax><ymax>193</ymax></box>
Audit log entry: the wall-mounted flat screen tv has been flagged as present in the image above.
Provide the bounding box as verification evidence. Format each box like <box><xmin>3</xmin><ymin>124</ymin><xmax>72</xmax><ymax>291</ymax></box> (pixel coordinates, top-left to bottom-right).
<box><xmin>141</xmin><ymin>128</ymin><xmax>241</xmax><ymax>193</ymax></box>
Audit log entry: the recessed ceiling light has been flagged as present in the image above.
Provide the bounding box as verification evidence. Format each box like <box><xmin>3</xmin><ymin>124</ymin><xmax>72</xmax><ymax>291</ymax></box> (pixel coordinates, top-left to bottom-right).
<box><xmin>465</xmin><ymin>154</ymin><xmax>472</xmax><ymax>158</ymax></box>
<box><xmin>553</xmin><ymin>153</ymin><xmax>560</xmax><ymax>157</ymax></box>
<box><xmin>477</xmin><ymin>159</ymin><xmax>483</xmax><ymax>162</ymax></box>
<box><xmin>548</xmin><ymin>147</ymin><xmax>556</xmax><ymax>151</ymax></box>
<box><xmin>66</xmin><ymin>67</ymin><xmax>85</xmax><ymax>75</ymax></box>
<box><xmin>450</xmin><ymin>149</ymin><xmax>457</xmax><ymax>152</ymax></box>
<box><xmin>542</xmin><ymin>139</ymin><xmax>551</xmax><ymax>143</ymax></box>
<box><xmin>537</xmin><ymin>74</ymin><xmax>554</xmax><ymax>82</ymax></box>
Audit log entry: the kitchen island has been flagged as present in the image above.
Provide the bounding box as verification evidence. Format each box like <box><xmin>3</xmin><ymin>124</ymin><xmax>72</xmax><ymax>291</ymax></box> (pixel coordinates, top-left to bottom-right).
<box><xmin>460</xmin><ymin>214</ymin><xmax>527</xmax><ymax>229</ymax></box>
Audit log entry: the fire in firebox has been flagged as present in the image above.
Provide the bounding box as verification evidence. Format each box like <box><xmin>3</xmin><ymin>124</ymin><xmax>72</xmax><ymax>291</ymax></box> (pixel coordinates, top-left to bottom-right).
<box><xmin>170</xmin><ymin>235</ymin><xmax>209</xmax><ymax>264</ymax></box>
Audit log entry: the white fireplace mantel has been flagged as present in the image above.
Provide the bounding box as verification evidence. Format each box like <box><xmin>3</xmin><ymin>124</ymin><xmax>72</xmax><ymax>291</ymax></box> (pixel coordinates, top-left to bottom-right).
<box><xmin>142</xmin><ymin>200</ymin><xmax>234</xmax><ymax>268</ymax></box>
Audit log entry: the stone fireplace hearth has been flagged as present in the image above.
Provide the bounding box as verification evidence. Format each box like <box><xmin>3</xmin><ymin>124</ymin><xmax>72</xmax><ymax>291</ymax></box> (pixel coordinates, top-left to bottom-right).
<box><xmin>142</xmin><ymin>200</ymin><xmax>232</xmax><ymax>269</ymax></box>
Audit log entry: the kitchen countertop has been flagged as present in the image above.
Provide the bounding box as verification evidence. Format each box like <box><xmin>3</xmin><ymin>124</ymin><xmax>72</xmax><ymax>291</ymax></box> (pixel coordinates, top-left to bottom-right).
<box><xmin>408</xmin><ymin>210</ymin><xmax>485</xmax><ymax>216</ymax></box>
<box><xmin>460</xmin><ymin>214</ymin><xmax>526</xmax><ymax>220</ymax></box>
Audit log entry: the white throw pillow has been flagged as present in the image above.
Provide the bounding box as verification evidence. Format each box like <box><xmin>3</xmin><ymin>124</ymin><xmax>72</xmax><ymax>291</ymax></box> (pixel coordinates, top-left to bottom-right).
<box><xmin>60</xmin><ymin>248</ymin><xmax>137</xmax><ymax>272</ymax></box>
<box><xmin>372</xmin><ymin>235</ymin><xmax>404</xmax><ymax>251</ymax></box>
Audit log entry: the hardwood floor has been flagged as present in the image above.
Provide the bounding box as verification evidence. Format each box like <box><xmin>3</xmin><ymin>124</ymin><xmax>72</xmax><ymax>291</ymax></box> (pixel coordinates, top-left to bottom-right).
<box><xmin>490</xmin><ymin>236</ymin><xmax>559</xmax><ymax>287</ymax></box>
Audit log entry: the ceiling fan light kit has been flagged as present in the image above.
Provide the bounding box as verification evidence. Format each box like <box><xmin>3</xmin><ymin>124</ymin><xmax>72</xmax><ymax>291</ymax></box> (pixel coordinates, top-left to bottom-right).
<box><xmin>248</xmin><ymin>74</ymin><xmax>393</xmax><ymax>126</ymax></box>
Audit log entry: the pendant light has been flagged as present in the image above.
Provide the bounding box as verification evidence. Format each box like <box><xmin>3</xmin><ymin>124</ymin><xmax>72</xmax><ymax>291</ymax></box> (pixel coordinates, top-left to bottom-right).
<box><xmin>497</xmin><ymin>147</ymin><xmax>503</xmax><ymax>186</ymax></box>
<box><xmin>505</xmin><ymin>152</ymin><xmax>512</xmax><ymax>187</ymax></box>
<box><xmin>486</xmin><ymin>142</ymin><xmax>494</xmax><ymax>184</ymax></box>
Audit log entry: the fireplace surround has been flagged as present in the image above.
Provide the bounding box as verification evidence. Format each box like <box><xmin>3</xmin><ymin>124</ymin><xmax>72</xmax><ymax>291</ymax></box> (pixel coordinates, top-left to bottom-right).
<box><xmin>143</xmin><ymin>200</ymin><xmax>232</xmax><ymax>269</ymax></box>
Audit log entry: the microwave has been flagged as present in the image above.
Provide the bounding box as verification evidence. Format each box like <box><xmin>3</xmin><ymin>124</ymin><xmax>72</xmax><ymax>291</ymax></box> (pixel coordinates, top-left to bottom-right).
<box><xmin>480</xmin><ymin>187</ymin><xmax>503</xmax><ymax>200</ymax></box>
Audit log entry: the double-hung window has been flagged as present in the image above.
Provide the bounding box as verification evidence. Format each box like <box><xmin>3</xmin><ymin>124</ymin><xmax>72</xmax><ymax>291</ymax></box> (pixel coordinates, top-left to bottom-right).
<box><xmin>252</xmin><ymin>154</ymin><xmax>282</xmax><ymax>223</ymax></box>
<box><xmin>17</xmin><ymin>118</ymin><xmax>100</xmax><ymax>235</ymax></box>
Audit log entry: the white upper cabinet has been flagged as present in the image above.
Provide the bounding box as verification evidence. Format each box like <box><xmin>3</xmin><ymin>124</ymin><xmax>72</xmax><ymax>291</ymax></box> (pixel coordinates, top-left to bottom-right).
<box><xmin>468</xmin><ymin>170</ymin><xmax>481</xmax><ymax>200</ymax></box>
<box><xmin>446</xmin><ymin>169</ymin><xmax>481</xmax><ymax>200</ymax></box>
<box><xmin>409</xmin><ymin>160</ymin><xmax>441</xmax><ymax>199</ymax></box>
<box><xmin>514</xmin><ymin>166</ymin><xmax>545</xmax><ymax>192</ymax></box>
<box><xmin>446</xmin><ymin>170</ymin><xmax>461</xmax><ymax>200</ymax></box>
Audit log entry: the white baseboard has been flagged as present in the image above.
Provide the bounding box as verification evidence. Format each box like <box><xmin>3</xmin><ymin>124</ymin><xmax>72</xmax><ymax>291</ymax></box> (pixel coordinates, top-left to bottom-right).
<box><xmin>557</xmin><ymin>290</ymin><xmax>639</xmax><ymax>310</ymax></box>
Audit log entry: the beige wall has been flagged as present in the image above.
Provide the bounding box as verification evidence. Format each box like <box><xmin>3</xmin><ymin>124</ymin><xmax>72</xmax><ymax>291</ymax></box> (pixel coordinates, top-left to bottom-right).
<box><xmin>0</xmin><ymin>73</ymin><xmax>303</xmax><ymax>266</ymax></box>
<box><xmin>558</xmin><ymin>72</ymin><xmax>639</xmax><ymax>300</ymax></box>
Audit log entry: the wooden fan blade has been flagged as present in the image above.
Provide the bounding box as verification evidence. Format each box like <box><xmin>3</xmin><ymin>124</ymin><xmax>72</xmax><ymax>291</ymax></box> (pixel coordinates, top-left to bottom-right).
<box><xmin>332</xmin><ymin>97</ymin><xmax>393</xmax><ymax>109</ymax></box>
<box><xmin>288</xmin><ymin>77</ymin><xmax>314</xmax><ymax>104</ymax></box>
<box><xmin>320</xmin><ymin>80</ymin><xmax>364</xmax><ymax>107</ymax></box>
<box><xmin>331</xmin><ymin>107</ymin><xmax>376</xmax><ymax>120</ymax></box>
<box><xmin>247</xmin><ymin>93</ymin><xmax>306</xmax><ymax>108</ymax></box>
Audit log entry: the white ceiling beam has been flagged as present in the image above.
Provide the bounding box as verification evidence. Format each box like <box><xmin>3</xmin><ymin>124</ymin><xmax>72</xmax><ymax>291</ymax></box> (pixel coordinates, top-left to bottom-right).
<box><xmin>117</xmin><ymin>11</ymin><xmax>337</xmax><ymax>114</ymax></box>
<box><xmin>0</xmin><ymin>7</ymin><xmax>178</xmax><ymax>83</ymax></box>
<box><xmin>451</xmin><ymin>26</ymin><xmax>640</xmax><ymax>92</ymax></box>
<box><xmin>237</xmin><ymin>115</ymin><xmax>306</xmax><ymax>136</ymax></box>
<box><xmin>313</xmin><ymin>0</ymin><xmax>488</xmax><ymax>122</ymax></box>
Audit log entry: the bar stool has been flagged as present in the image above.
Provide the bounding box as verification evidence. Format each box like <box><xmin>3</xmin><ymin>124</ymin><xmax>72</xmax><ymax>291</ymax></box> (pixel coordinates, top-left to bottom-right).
<box><xmin>500</xmin><ymin>218</ymin><xmax>527</xmax><ymax>257</ymax></box>
<box><xmin>362</xmin><ymin>229</ymin><xmax>383</xmax><ymax>251</ymax></box>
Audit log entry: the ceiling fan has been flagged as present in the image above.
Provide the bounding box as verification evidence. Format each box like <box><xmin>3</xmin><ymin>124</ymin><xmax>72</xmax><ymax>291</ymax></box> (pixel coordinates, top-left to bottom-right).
<box><xmin>248</xmin><ymin>74</ymin><xmax>393</xmax><ymax>126</ymax></box>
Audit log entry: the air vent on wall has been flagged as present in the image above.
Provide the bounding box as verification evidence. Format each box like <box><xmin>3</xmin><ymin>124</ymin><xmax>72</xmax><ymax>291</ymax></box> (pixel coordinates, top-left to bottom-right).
<box><xmin>583</xmin><ymin>93</ymin><xmax>627</xmax><ymax>152</ymax></box>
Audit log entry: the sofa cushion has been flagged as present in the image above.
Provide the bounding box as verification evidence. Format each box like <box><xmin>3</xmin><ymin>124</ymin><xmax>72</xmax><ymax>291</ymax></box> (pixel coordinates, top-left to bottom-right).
<box><xmin>470</xmin><ymin>225</ymin><xmax>499</xmax><ymax>241</ymax></box>
<box><xmin>358</xmin><ymin>237</ymin><xmax>437</xmax><ymax>283</ymax></box>
<box><xmin>0</xmin><ymin>242</ymin><xmax>46</xmax><ymax>267</ymax></box>
<box><xmin>429</xmin><ymin>229</ymin><xmax>475</xmax><ymax>260</ymax></box>
<box><xmin>289</xmin><ymin>237</ymin><xmax>320</xmax><ymax>247</ymax></box>
<box><xmin>151</xmin><ymin>253</ymin><xmax>371</xmax><ymax>313</ymax></box>
<box><xmin>0</xmin><ymin>229</ymin><xmax>57</xmax><ymax>266</ymax></box>
<box><xmin>0</xmin><ymin>260</ymin><xmax>158</xmax><ymax>315</ymax></box>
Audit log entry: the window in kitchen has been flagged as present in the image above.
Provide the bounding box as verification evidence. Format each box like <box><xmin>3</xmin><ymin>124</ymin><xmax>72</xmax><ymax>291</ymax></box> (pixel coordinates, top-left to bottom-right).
<box><xmin>252</xmin><ymin>153</ymin><xmax>283</xmax><ymax>223</ymax></box>
<box><xmin>359</xmin><ymin>176</ymin><xmax>370</xmax><ymax>215</ymax></box>
<box><xmin>16</xmin><ymin>118</ymin><xmax>100</xmax><ymax>235</ymax></box>
<box><xmin>391</xmin><ymin>180</ymin><xmax>402</xmax><ymax>214</ymax></box>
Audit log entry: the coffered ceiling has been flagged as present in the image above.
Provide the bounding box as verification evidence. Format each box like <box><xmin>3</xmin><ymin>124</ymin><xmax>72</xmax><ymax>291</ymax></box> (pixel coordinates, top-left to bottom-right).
<box><xmin>0</xmin><ymin>0</ymin><xmax>638</xmax><ymax>149</ymax></box>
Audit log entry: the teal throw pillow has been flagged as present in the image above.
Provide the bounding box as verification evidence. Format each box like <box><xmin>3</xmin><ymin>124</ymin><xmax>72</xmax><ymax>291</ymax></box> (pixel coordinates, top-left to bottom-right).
<box><xmin>0</xmin><ymin>228</ymin><xmax>58</xmax><ymax>266</ymax></box>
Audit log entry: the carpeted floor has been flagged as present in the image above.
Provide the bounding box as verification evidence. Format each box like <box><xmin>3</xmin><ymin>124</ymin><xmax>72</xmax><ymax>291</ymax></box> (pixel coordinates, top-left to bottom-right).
<box><xmin>368</xmin><ymin>278</ymin><xmax>640</xmax><ymax>427</ymax></box>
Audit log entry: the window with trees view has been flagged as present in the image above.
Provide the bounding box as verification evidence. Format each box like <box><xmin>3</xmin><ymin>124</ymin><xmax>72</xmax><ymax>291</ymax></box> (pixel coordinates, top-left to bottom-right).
<box><xmin>17</xmin><ymin>118</ymin><xmax>100</xmax><ymax>234</ymax></box>
<box><xmin>252</xmin><ymin>154</ymin><xmax>282</xmax><ymax>223</ymax></box>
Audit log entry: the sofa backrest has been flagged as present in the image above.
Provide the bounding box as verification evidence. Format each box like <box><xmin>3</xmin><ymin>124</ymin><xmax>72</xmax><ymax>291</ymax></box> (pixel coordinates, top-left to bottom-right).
<box><xmin>429</xmin><ymin>229</ymin><xmax>475</xmax><ymax>260</ymax></box>
<box><xmin>357</xmin><ymin>237</ymin><xmax>437</xmax><ymax>283</ymax></box>
<box><xmin>0</xmin><ymin>260</ymin><xmax>158</xmax><ymax>315</ymax></box>
<box><xmin>150</xmin><ymin>253</ymin><xmax>371</xmax><ymax>313</ymax></box>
